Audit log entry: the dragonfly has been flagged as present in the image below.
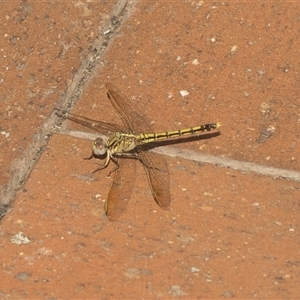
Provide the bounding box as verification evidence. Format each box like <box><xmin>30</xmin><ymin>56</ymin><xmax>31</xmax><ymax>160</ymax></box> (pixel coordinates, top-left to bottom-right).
<box><xmin>56</xmin><ymin>83</ymin><xmax>221</xmax><ymax>221</ymax></box>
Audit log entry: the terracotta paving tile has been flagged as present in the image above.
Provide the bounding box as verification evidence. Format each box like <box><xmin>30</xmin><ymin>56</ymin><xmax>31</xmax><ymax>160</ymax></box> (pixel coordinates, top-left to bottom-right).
<box><xmin>0</xmin><ymin>1</ymin><xmax>118</xmax><ymax>199</ymax></box>
<box><xmin>1</xmin><ymin>1</ymin><xmax>300</xmax><ymax>298</ymax></box>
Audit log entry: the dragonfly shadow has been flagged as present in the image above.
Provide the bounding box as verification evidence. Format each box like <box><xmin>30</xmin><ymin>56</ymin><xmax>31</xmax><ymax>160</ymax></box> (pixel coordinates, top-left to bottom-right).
<box><xmin>139</xmin><ymin>131</ymin><xmax>221</xmax><ymax>152</ymax></box>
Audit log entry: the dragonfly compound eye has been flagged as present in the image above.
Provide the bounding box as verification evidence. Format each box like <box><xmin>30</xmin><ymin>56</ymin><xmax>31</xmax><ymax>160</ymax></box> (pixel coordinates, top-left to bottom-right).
<box><xmin>92</xmin><ymin>137</ymin><xmax>107</xmax><ymax>156</ymax></box>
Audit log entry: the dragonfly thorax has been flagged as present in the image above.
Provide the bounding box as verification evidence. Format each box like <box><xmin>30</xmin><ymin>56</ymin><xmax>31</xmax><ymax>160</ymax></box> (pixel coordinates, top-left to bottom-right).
<box><xmin>106</xmin><ymin>132</ymin><xmax>138</xmax><ymax>154</ymax></box>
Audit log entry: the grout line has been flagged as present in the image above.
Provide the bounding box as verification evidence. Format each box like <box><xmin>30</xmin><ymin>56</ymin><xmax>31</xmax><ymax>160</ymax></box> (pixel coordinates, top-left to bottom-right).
<box><xmin>59</xmin><ymin>129</ymin><xmax>300</xmax><ymax>183</ymax></box>
<box><xmin>155</xmin><ymin>147</ymin><xmax>300</xmax><ymax>182</ymax></box>
<box><xmin>58</xmin><ymin>129</ymin><xmax>102</xmax><ymax>142</ymax></box>
<box><xmin>0</xmin><ymin>1</ymin><xmax>135</xmax><ymax>209</ymax></box>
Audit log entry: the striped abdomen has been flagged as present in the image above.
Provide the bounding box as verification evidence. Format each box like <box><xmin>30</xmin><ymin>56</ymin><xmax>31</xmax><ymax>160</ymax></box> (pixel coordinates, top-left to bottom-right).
<box><xmin>136</xmin><ymin>123</ymin><xmax>221</xmax><ymax>144</ymax></box>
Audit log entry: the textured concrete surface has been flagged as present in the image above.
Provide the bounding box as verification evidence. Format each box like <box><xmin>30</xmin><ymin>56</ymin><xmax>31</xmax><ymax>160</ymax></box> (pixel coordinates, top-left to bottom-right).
<box><xmin>1</xmin><ymin>1</ymin><xmax>300</xmax><ymax>299</ymax></box>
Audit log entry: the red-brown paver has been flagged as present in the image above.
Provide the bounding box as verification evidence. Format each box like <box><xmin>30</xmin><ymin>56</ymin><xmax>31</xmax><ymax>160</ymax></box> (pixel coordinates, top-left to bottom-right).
<box><xmin>1</xmin><ymin>1</ymin><xmax>300</xmax><ymax>299</ymax></box>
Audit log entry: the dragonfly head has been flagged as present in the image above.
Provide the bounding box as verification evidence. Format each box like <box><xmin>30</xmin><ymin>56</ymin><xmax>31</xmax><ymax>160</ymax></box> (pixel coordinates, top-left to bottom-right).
<box><xmin>92</xmin><ymin>137</ymin><xmax>107</xmax><ymax>156</ymax></box>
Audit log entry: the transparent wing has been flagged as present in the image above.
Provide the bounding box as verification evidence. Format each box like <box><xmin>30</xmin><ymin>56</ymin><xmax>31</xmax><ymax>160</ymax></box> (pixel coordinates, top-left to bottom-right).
<box><xmin>138</xmin><ymin>149</ymin><xmax>170</xmax><ymax>210</ymax></box>
<box><xmin>105</xmin><ymin>157</ymin><xmax>136</xmax><ymax>221</ymax></box>
<box><xmin>106</xmin><ymin>83</ymin><xmax>153</xmax><ymax>133</ymax></box>
<box><xmin>56</xmin><ymin>109</ymin><xmax>126</xmax><ymax>134</ymax></box>
<box><xmin>106</xmin><ymin>83</ymin><xmax>171</xmax><ymax>210</ymax></box>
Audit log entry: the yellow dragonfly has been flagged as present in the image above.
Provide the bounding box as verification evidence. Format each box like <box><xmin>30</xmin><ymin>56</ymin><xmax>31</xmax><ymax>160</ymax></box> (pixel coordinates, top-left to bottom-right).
<box><xmin>57</xmin><ymin>83</ymin><xmax>220</xmax><ymax>221</ymax></box>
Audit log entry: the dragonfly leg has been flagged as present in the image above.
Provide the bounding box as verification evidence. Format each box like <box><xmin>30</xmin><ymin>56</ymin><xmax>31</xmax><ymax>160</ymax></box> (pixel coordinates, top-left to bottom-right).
<box><xmin>91</xmin><ymin>156</ymin><xmax>119</xmax><ymax>179</ymax></box>
<box><xmin>91</xmin><ymin>152</ymin><xmax>118</xmax><ymax>177</ymax></box>
<box><xmin>84</xmin><ymin>153</ymin><xmax>94</xmax><ymax>160</ymax></box>
<box><xmin>106</xmin><ymin>156</ymin><xmax>119</xmax><ymax>177</ymax></box>
<box><xmin>92</xmin><ymin>162</ymin><xmax>108</xmax><ymax>173</ymax></box>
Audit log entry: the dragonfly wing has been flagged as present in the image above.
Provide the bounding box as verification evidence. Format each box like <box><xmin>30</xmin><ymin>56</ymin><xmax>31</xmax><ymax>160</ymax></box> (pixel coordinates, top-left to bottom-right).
<box><xmin>56</xmin><ymin>109</ymin><xmax>126</xmax><ymax>135</ymax></box>
<box><xmin>106</xmin><ymin>83</ymin><xmax>171</xmax><ymax>210</ymax></box>
<box><xmin>105</xmin><ymin>157</ymin><xmax>137</xmax><ymax>221</ymax></box>
<box><xmin>106</xmin><ymin>83</ymin><xmax>152</xmax><ymax>133</ymax></box>
<box><xmin>138</xmin><ymin>150</ymin><xmax>170</xmax><ymax>210</ymax></box>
